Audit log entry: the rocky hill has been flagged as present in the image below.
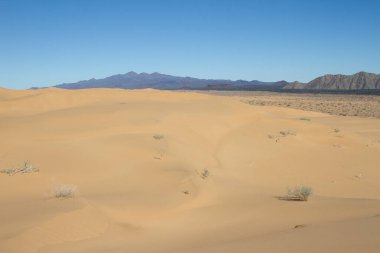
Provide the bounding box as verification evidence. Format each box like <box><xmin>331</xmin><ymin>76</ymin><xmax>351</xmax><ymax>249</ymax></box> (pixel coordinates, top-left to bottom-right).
<box><xmin>284</xmin><ymin>72</ymin><xmax>380</xmax><ymax>90</ymax></box>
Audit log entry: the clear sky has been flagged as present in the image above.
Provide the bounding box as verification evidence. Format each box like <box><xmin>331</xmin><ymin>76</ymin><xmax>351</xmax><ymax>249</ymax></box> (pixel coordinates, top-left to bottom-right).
<box><xmin>1</xmin><ymin>0</ymin><xmax>379</xmax><ymax>89</ymax></box>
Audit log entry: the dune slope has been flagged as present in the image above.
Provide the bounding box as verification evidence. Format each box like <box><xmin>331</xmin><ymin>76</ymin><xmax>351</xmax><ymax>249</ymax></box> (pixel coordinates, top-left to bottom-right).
<box><xmin>0</xmin><ymin>88</ymin><xmax>379</xmax><ymax>253</ymax></box>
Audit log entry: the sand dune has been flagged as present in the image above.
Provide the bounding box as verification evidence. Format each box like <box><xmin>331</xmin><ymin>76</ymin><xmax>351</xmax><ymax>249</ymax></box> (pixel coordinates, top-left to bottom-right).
<box><xmin>0</xmin><ymin>88</ymin><xmax>379</xmax><ymax>253</ymax></box>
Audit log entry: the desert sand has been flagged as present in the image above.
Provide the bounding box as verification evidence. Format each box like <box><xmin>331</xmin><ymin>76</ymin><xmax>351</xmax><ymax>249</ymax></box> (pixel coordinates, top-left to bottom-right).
<box><xmin>0</xmin><ymin>88</ymin><xmax>380</xmax><ymax>253</ymax></box>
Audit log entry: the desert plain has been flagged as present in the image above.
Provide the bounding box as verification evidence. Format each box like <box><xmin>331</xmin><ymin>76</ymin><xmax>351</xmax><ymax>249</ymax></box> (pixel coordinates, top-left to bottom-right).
<box><xmin>0</xmin><ymin>88</ymin><xmax>380</xmax><ymax>253</ymax></box>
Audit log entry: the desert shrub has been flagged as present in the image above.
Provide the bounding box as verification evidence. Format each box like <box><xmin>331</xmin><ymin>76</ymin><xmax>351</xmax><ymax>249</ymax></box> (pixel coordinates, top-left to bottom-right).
<box><xmin>200</xmin><ymin>169</ymin><xmax>209</xmax><ymax>179</ymax></box>
<box><xmin>19</xmin><ymin>161</ymin><xmax>39</xmax><ymax>173</ymax></box>
<box><xmin>279</xmin><ymin>130</ymin><xmax>296</xmax><ymax>136</ymax></box>
<box><xmin>153</xmin><ymin>134</ymin><xmax>164</xmax><ymax>140</ymax></box>
<box><xmin>0</xmin><ymin>168</ymin><xmax>17</xmax><ymax>175</ymax></box>
<box><xmin>0</xmin><ymin>161</ymin><xmax>38</xmax><ymax>176</ymax></box>
<box><xmin>287</xmin><ymin>186</ymin><xmax>313</xmax><ymax>201</ymax></box>
<box><xmin>52</xmin><ymin>184</ymin><xmax>77</xmax><ymax>199</ymax></box>
<box><xmin>299</xmin><ymin>117</ymin><xmax>311</xmax><ymax>121</ymax></box>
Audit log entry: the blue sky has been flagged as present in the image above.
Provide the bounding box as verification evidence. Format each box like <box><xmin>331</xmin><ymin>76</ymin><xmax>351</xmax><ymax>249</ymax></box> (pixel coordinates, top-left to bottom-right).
<box><xmin>1</xmin><ymin>0</ymin><xmax>379</xmax><ymax>89</ymax></box>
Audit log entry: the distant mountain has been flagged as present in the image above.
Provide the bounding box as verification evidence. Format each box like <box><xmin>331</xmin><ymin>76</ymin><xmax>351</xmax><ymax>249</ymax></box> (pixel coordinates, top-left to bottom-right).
<box><xmin>55</xmin><ymin>72</ymin><xmax>287</xmax><ymax>90</ymax></box>
<box><xmin>284</xmin><ymin>72</ymin><xmax>380</xmax><ymax>90</ymax></box>
<box><xmin>53</xmin><ymin>71</ymin><xmax>380</xmax><ymax>91</ymax></box>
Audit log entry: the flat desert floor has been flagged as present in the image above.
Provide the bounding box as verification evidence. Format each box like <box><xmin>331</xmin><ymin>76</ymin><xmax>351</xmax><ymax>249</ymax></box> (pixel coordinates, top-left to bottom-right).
<box><xmin>199</xmin><ymin>90</ymin><xmax>380</xmax><ymax>118</ymax></box>
<box><xmin>0</xmin><ymin>88</ymin><xmax>380</xmax><ymax>253</ymax></box>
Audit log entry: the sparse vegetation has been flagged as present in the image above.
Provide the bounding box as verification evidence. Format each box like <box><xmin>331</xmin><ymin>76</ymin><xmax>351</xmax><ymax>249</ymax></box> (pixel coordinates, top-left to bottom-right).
<box><xmin>153</xmin><ymin>134</ymin><xmax>164</xmax><ymax>140</ymax></box>
<box><xmin>267</xmin><ymin>130</ymin><xmax>296</xmax><ymax>143</ymax></box>
<box><xmin>0</xmin><ymin>161</ymin><xmax>38</xmax><ymax>176</ymax></box>
<box><xmin>279</xmin><ymin>130</ymin><xmax>296</xmax><ymax>136</ymax></box>
<box><xmin>200</xmin><ymin>169</ymin><xmax>209</xmax><ymax>179</ymax></box>
<box><xmin>287</xmin><ymin>186</ymin><xmax>313</xmax><ymax>201</ymax></box>
<box><xmin>293</xmin><ymin>224</ymin><xmax>307</xmax><ymax>229</ymax></box>
<box><xmin>237</xmin><ymin>92</ymin><xmax>380</xmax><ymax>119</ymax></box>
<box><xmin>0</xmin><ymin>168</ymin><xmax>16</xmax><ymax>175</ymax></box>
<box><xmin>299</xmin><ymin>117</ymin><xmax>311</xmax><ymax>121</ymax></box>
<box><xmin>52</xmin><ymin>184</ymin><xmax>77</xmax><ymax>199</ymax></box>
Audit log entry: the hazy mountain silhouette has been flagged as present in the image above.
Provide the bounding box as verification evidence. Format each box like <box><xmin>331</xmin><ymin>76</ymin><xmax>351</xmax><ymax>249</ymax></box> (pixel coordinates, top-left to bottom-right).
<box><xmin>53</xmin><ymin>71</ymin><xmax>380</xmax><ymax>91</ymax></box>
<box><xmin>55</xmin><ymin>72</ymin><xmax>287</xmax><ymax>90</ymax></box>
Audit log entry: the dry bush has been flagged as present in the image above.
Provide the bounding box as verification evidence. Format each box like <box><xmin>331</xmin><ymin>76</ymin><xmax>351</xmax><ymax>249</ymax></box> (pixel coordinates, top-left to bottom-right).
<box><xmin>287</xmin><ymin>186</ymin><xmax>313</xmax><ymax>201</ymax></box>
<box><xmin>153</xmin><ymin>134</ymin><xmax>164</xmax><ymax>140</ymax></box>
<box><xmin>0</xmin><ymin>161</ymin><xmax>38</xmax><ymax>176</ymax></box>
<box><xmin>52</xmin><ymin>184</ymin><xmax>77</xmax><ymax>199</ymax></box>
<box><xmin>0</xmin><ymin>168</ymin><xmax>16</xmax><ymax>175</ymax></box>
<box><xmin>279</xmin><ymin>130</ymin><xmax>296</xmax><ymax>137</ymax></box>
<box><xmin>200</xmin><ymin>169</ymin><xmax>210</xmax><ymax>179</ymax></box>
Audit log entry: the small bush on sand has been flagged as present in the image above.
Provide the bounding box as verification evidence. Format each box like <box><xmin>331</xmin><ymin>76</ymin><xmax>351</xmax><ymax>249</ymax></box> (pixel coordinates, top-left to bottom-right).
<box><xmin>153</xmin><ymin>134</ymin><xmax>164</xmax><ymax>140</ymax></box>
<box><xmin>299</xmin><ymin>117</ymin><xmax>311</xmax><ymax>121</ymax></box>
<box><xmin>279</xmin><ymin>130</ymin><xmax>296</xmax><ymax>137</ymax></box>
<box><xmin>0</xmin><ymin>161</ymin><xmax>38</xmax><ymax>176</ymax></box>
<box><xmin>200</xmin><ymin>169</ymin><xmax>209</xmax><ymax>179</ymax></box>
<box><xmin>0</xmin><ymin>168</ymin><xmax>16</xmax><ymax>175</ymax></box>
<box><xmin>287</xmin><ymin>186</ymin><xmax>313</xmax><ymax>201</ymax></box>
<box><xmin>52</xmin><ymin>184</ymin><xmax>77</xmax><ymax>199</ymax></box>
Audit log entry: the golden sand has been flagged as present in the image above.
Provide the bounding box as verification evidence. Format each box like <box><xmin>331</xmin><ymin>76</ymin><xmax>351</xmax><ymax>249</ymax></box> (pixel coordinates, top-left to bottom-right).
<box><xmin>1</xmin><ymin>88</ymin><xmax>379</xmax><ymax>253</ymax></box>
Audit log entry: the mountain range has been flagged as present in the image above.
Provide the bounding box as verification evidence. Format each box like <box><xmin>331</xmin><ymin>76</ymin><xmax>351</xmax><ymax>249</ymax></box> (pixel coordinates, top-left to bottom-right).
<box><xmin>55</xmin><ymin>71</ymin><xmax>287</xmax><ymax>90</ymax></box>
<box><xmin>54</xmin><ymin>71</ymin><xmax>380</xmax><ymax>91</ymax></box>
<box><xmin>284</xmin><ymin>72</ymin><xmax>380</xmax><ymax>90</ymax></box>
